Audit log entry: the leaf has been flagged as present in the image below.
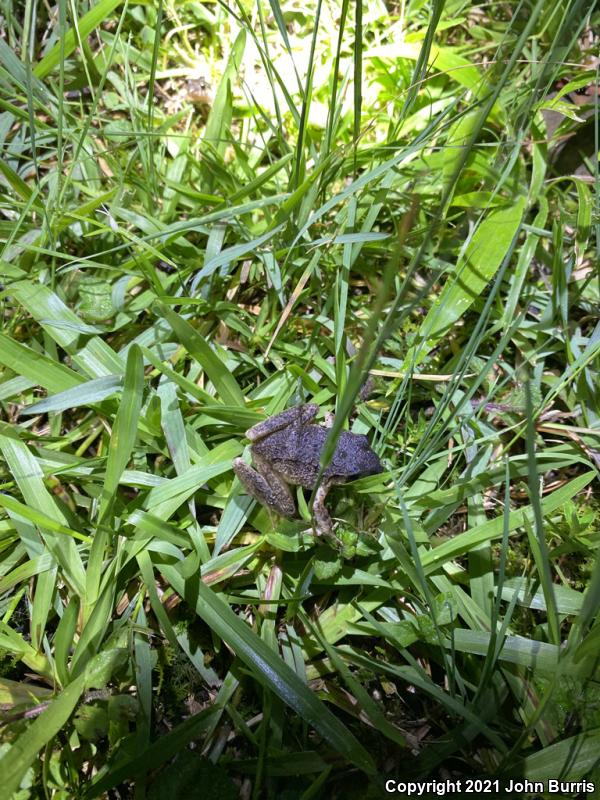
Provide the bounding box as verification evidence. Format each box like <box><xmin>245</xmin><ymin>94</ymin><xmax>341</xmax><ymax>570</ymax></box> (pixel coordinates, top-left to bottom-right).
<box><xmin>410</xmin><ymin>197</ymin><xmax>526</xmax><ymax>365</ymax></box>
<box><xmin>33</xmin><ymin>0</ymin><xmax>124</xmax><ymax>79</ymax></box>
<box><xmin>0</xmin><ymin>333</ymin><xmax>83</xmax><ymax>393</ymax></box>
<box><xmin>453</xmin><ymin>629</ymin><xmax>559</xmax><ymax>673</ymax></box>
<box><xmin>83</xmin><ymin>707</ymin><xmax>221</xmax><ymax>798</ymax></box>
<box><xmin>84</xmin><ymin>346</ymin><xmax>144</xmax><ymax>619</ymax></box>
<box><xmin>0</xmin><ymin>435</ymin><xmax>86</xmax><ymax>595</ymax></box>
<box><xmin>98</xmin><ymin>345</ymin><xmax>144</xmax><ymax>519</ymax></box>
<box><xmin>367</xmin><ymin>41</ymin><xmax>504</xmax><ymax>122</ymax></box>
<box><xmin>195</xmin><ymin>222</ymin><xmax>285</xmax><ymax>282</ymax></box>
<box><xmin>0</xmin><ymin>493</ymin><xmax>91</xmax><ymax>543</ymax></box>
<box><xmin>422</xmin><ymin>472</ymin><xmax>596</xmax><ymax>572</ymax></box>
<box><xmin>203</xmin><ymin>29</ymin><xmax>246</xmax><ymax>157</ymax></box>
<box><xmin>21</xmin><ymin>375</ymin><xmax>123</xmax><ymax>415</ymax></box>
<box><xmin>9</xmin><ymin>281</ymin><xmax>124</xmax><ymax>378</ymax></box>
<box><xmin>158</xmin><ymin>304</ymin><xmax>244</xmax><ymax>407</ymax></box>
<box><xmin>500</xmin><ymin>577</ymin><xmax>583</xmax><ymax>615</ymax></box>
<box><xmin>0</xmin><ymin>649</ymin><xmax>126</xmax><ymax>798</ymax></box>
<box><xmin>158</xmin><ymin>561</ymin><xmax>376</xmax><ymax>775</ymax></box>
<box><xmin>518</xmin><ymin>728</ymin><xmax>600</xmax><ymax>780</ymax></box>
<box><xmin>0</xmin><ymin>678</ymin><xmax>52</xmax><ymax>706</ymax></box>
<box><xmin>0</xmin><ymin>159</ymin><xmax>35</xmax><ymax>204</ymax></box>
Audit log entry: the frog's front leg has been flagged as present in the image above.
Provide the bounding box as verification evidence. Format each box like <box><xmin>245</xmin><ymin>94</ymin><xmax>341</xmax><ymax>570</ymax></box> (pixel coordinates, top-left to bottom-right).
<box><xmin>233</xmin><ymin>453</ymin><xmax>296</xmax><ymax>518</ymax></box>
<box><xmin>312</xmin><ymin>479</ymin><xmax>335</xmax><ymax>534</ymax></box>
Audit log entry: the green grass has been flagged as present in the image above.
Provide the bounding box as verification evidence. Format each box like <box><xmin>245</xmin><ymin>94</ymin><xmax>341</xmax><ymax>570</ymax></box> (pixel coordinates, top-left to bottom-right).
<box><xmin>0</xmin><ymin>0</ymin><xmax>599</xmax><ymax>797</ymax></box>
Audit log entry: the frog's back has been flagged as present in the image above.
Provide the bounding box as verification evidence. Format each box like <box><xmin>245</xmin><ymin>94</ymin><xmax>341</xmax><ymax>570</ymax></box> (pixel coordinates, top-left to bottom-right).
<box><xmin>252</xmin><ymin>423</ymin><xmax>326</xmax><ymax>464</ymax></box>
<box><xmin>252</xmin><ymin>423</ymin><xmax>381</xmax><ymax>483</ymax></box>
<box><xmin>263</xmin><ymin>426</ymin><xmax>381</xmax><ymax>478</ymax></box>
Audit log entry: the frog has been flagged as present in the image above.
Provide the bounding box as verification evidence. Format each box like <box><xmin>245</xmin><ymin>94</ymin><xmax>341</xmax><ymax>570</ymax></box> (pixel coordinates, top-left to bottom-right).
<box><xmin>184</xmin><ymin>76</ymin><xmax>214</xmax><ymax>107</ymax></box>
<box><xmin>232</xmin><ymin>404</ymin><xmax>383</xmax><ymax>534</ymax></box>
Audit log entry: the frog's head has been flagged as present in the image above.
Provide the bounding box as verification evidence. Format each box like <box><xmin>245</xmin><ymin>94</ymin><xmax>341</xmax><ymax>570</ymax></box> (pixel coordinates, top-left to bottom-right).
<box><xmin>334</xmin><ymin>432</ymin><xmax>383</xmax><ymax>480</ymax></box>
<box><xmin>353</xmin><ymin>440</ymin><xmax>383</xmax><ymax>478</ymax></box>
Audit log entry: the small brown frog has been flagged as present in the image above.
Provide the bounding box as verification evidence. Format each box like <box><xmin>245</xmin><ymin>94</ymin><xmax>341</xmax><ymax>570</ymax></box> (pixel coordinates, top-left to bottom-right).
<box><xmin>233</xmin><ymin>404</ymin><xmax>382</xmax><ymax>533</ymax></box>
<box><xmin>184</xmin><ymin>76</ymin><xmax>214</xmax><ymax>107</ymax></box>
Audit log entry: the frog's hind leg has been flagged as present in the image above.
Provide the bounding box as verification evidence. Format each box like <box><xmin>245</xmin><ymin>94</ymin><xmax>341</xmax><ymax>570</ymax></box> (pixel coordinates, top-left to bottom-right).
<box><xmin>233</xmin><ymin>458</ymin><xmax>296</xmax><ymax>518</ymax></box>
<box><xmin>245</xmin><ymin>404</ymin><xmax>319</xmax><ymax>441</ymax></box>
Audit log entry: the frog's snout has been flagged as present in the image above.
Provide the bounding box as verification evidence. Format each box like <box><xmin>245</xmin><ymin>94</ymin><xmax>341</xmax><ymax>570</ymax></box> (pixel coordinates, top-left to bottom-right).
<box><xmin>370</xmin><ymin>458</ymin><xmax>384</xmax><ymax>476</ymax></box>
<box><xmin>362</xmin><ymin>451</ymin><xmax>384</xmax><ymax>478</ymax></box>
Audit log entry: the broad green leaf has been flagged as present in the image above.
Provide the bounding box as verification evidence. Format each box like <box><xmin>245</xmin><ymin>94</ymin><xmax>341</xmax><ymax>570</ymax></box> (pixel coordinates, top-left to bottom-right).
<box><xmin>0</xmin><ymin>159</ymin><xmax>35</xmax><ymax>203</ymax></box>
<box><xmin>158</xmin><ymin>304</ymin><xmax>245</xmax><ymax>407</ymax></box>
<box><xmin>575</xmin><ymin>179</ymin><xmax>592</xmax><ymax>266</ymax></box>
<box><xmin>9</xmin><ymin>281</ymin><xmax>124</xmax><ymax>378</ymax></box>
<box><xmin>144</xmin><ymin>459</ymin><xmax>236</xmax><ymax>521</ymax></box>
<box><xmin>84</xmin><ymin>346</ymin><xmax>144</xmax><ymax>618</ymax></box>
<box><xmin>21</xmin><ymin>375</ymin><xmax>122</xmax><ymax>415</ymax></box>
<box><xmin>0</xmin><ymin>553</ymin><xmax>54</xmax><ymax>594</ymax></box>
<box><xmin>0</xmin><ymin>677</ymin><xmax>52</xmax><ymax>706</ymax></box>
<box><xmin>519</xmin><ymin>728</ymin><xmax>600</xmax><ymax>780</ymax></box>
<box><xmin>500</xmin><ymin>578</ymin><xmax>583</xmax><ymax>615</ymax></box>
<box><xmin>410</xmin><ymin>197</ymin><xmax>527</xmax><ymax>366</ymax></box>
<box><xmin>196</xmin><ymin>222</ymin><xmax>285</xmax><ymax>282</ymax></box>
<box><xmin>98</xmin><ymin>346</ymin><xmax>144</xmax><ymax>519</ymax></box>
<box><xmin>441</xmin><ymin>110</ymin><xmax>480</xmax><ymax>198</ymax></box>
<box><xmin>0</xmin><ymin>38</ymin><xmax>49</xmax><ymax>104</ymax></box>
<box><xmin>367</xmin><ymin>42</ymin><xmax>504</xmax><ymax>121</ymax></box>
<box><xmin>409</xmin><ymin>451</ymin><xmax>584</xmax><ymax>509</ymax></box>
<box><xmin>0</xmin><ymin>333</ymin><xmax>83</xmax><ymax>393</ymax></box>
<box><xmin>144</xmin><ymin>459</ymin><xmax>236</xmax><ymax>511</ymax></box>
<box><xmin>453</xmin><ymin>629</ymin><xmax>559</xmax><ymax>673</ymax></box>
<box><xmin>0</xmin><ymin>621</ymin><xmax>51</xmax><ymax>677</ymax></box>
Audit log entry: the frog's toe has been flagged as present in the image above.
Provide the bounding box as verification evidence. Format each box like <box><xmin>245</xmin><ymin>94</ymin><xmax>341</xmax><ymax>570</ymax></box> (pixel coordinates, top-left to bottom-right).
<box><xmin>232</xmin><ymin>457</ymin><xmax>249</xmax><ymax>477</ymax></box>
